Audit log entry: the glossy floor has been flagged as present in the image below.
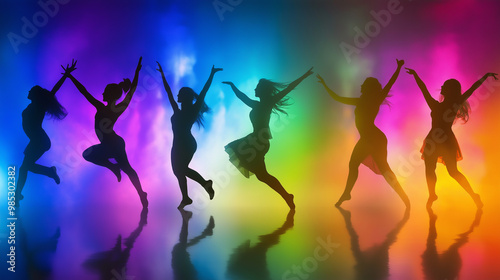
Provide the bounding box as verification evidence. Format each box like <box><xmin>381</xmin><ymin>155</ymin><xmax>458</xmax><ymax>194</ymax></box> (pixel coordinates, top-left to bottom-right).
<box><xmin>2</xmin><ymin>184</ymin><xmax>499</xmax><ymax>280</ymax></box>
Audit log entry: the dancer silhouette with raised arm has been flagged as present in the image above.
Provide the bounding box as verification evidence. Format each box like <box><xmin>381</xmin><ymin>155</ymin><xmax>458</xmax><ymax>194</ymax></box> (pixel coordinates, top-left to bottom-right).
<box><xmin>337</xmin><ymin>206</ymin><xmax>409</xmax><ymax>280</ymax></box>
<box><xmin>16</xmin><ymin>60</ymin><xmax>77</xmax><ymax>204</ymax></box>
<box><xmin>422</xmin><ymin>208</ymin><xmax>482</xmax><ymax>280</ymax></box>
<box><xmin>317</xmin><ymin>59</ymin><xmax>410</xmax><ymax>208</ymax></box>
<box><xmin>226</xmin><ymin>210</ymin><xmax>295</xmax><ymax>280</ymax></box>
<box><xmin>157</xmin><ymin>63</ymin><xmax>222</xmax><ymax>209</ymax></box>
<box><xmin>65</xmin><ymin>57</ymin><xmax>148</xmax><ymax>208</ymax></box>
<box><xmin>406</xmin><ymin>69</ymin><xmax>497</xmax><ymax>209</ymax></box>
<box><xmin>172</xmin><ymin>210</ymin><xmax>215</xmax><ymax>280</ymax></box>
<box><xmin>223</xmin><ymin>68</ymin><xmax>313</xmax><ymax>209</ymax></box>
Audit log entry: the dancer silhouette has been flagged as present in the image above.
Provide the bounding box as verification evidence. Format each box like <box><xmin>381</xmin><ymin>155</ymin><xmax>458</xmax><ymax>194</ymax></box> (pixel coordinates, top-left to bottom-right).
<box><xmin>157</xmin><ymin>63</ymin><xmax>222</xmax><ymax>209</ymax></box>
<box><xmin>226</xmin><ymin>210</ymin><xmax>295</xmax><ymax>280</ymax></box>
<box><xmin>406</xmin><ymin>69</ymin><xmax>497</xmax><ymax>209</ymax></box>
<box><xmin>317</xmin><ymin>59</ymin><xmax>410</xmax><ymax>208</ymax></box>
<box><xmin>422</xmin><ymin>208</ymin><xmax>482</xmax><ymax>280</ymax></box>
<box><xmin>223</xmin><ymin>68</ymin><xmax>313</xmax><ymax>209</ymax></box>
<box><xmin>65</xmin><ymin>57</ymin><xmax>148</xmax><ymax>208</ymax></box>
<box><xmin>337</xmin><ymin>206</ymin><xmax>409</xmax><ymax>280</ymax></box>
<box><xmin>83</xmin><ymin>208</ymin><xmax>148</xmax><ymax>280</ymax></box>
<box><xmin>16</xmin><ymin>60</ymin><xmax>77</xmax><ymax>204</ymax></box>
<box><xmin>171</xmin><ymin>209</ymin><xmax>215</xmax><ymax>280</ymax></box>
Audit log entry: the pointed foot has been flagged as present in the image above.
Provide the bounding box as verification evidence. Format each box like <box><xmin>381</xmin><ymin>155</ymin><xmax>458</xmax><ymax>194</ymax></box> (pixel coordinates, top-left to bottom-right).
<box><xmin>204</xmin><ymin>180</ymin><xmax>215</xmax><ymax>200</ymax></box>
<box><xmin>51</xmin><ymin>166</ymin><xmax>60</xmax><ymax>184</ymax></box>
<box><xmin>335</xmin><ymin>194</ymin><xmax>351</xmax><ymax>207</ymax></box>
<box><xmin>285</xmin><ymin>194</ymin><xmax>295</xmax><ymax>210</ymax></box>
<box><xmin>472</xmin><ymin>193</ymin><xmax>483</xmax><ymax>209</ymax></box>
<box><xmin>177</xmin><ymin>198</ymin><xmax>193</xmax><ymax>209</ymax></box>
<box><xmin>112</xmin><ymin>164</ymin><xmax>121</xmax><ymax>182</ymax></box>
<box><xmin>426</xmin><ymin>194</ymin><xmax>437</xmax><ymax>209</ymax></box>
<box><xmin>140</xmin><ymin>192</ymin><xmax>149</xmax><ymax>208</ymax></box>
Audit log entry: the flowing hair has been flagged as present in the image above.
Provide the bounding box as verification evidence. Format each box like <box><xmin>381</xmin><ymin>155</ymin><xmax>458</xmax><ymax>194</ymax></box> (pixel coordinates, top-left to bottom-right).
<box><xmin>257</xmin><ymin>79</ymin><xmax>292</xmax><ymax>115</ymax></box>
<box><xmin>440</xmin><ymin>79</ymin><xmax>470</xmax><ymax>123</ymax></box>
<box><xmin>179</xmin><ymin>87</ymin><xmax>210</xmax><ymax>127</ymax></box>
<box><xmin>32</xmin><ymin>86</ymin><xmax>67</xmax><ymax>120</ymax></box>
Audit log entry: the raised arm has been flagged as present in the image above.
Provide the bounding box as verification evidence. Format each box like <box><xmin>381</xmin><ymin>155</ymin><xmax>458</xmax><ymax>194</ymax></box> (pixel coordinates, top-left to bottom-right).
<box><xmin>406</xmin><ymin>68</ymin><xmax>438</xmax><ymax>109</ymax></box>
<box><xmin>117</xmin><ymin>57</ymin><xmax>142</xmax><ymax>109</ymax></box>
<box><xmin>222</xmin><ymin>81</ymin><xmax>258</xmax><ymax>108</ymax></box>
<box><xmin>51</xmin><ymin>59</ymin><xmax>77</xmax><ymax>95</ymax></box>
<box><xmin>381</xmin><ymin>59</ymin><xmax>404</xmax><ymax>97</ymax></box>
<box><xmin>317</xmin><ymin>74</ymin><xmax>359</xmax><ymax>105</ymax></box>
<box><xmin>156</xmin><ymin>61</ymin><xmax>179</xmax><ymax>112</ymax></box>
<box><xmin>65</xmin><ymin>68</ymin><xmax>103</xmax><ymax>109</ymax></box>
<box><xmin>272</xmin><ymin>67</ymin><xmax>314</xmax><ymax>102</ymax></box>
<box><xmin>462</xmin><ymin>72</ymin><xmax>498</xmax><ymax>101</ymax></box>
<box><xmin>195</xmin><ymin>65</ymin><xmax>223</xmax><ymax>108</ymax></box>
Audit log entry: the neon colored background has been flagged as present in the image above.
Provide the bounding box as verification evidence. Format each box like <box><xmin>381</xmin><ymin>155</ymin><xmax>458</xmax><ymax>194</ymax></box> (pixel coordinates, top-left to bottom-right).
<box><xmin>1</xmin><ymin>0</ymin><xmax>500</xmax><ymax>279</ymax></box>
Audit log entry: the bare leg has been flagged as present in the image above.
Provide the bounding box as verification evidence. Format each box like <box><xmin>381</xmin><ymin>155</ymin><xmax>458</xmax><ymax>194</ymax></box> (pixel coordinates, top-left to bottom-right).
<box><xmin>445</xmin><ymin>157</ymin><xmax>483</xmax><ymax>209</ymax></box>
<box><xmin>186</xmin><ymin>168</ymin><xmax>214</xmax><ymax>200</ymax></box>
<box><xmin>83</xmin><ymin>145</ymin><xmax>121</xmax><ymax>182</ymax></box>
<box><xmin>336</xmin><ymin>141</ymin><xmax>367</xmax><ymax>207</ymax></box>
<box><xmin>377</xmin><ymin>162</ymin><xmax>410</xmax><ymax>209</ymax></box>
<box><xmin>16</xmin><ymin>151</ymin><xmax>58</xmax><ymax>201</ymax></box>
<box><xmin>116</xmin><ymin>151</ymin><xmax>148</xmax><ymax>208</ymax></box>
<box><xmin>254</xmin><ymin>163</ymin><xmax>294</xmax><ymax>209</ymax></box>
<box><xmin>31</xmin><ymin>164</ymin><xmax>60</xmax><ymax>184</ymax></box>
<box><xmin>424</xmin><ymin>156</ymin><xmax>438</xmax><ymax>209</ymax></box>
<box><xmin>373</xmin><ymin>149</ymin><xmax>410</xmax><ymax>209</ymax></box>
<box><xmin>174</xmin><ymin>172</ymin><xmax>192</xmax><ymax>209</ymax></box>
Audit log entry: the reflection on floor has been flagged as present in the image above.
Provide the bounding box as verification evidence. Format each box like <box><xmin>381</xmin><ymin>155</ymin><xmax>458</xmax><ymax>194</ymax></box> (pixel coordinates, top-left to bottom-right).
<box><xmin>2</xmin><ymin>191</ymin><xmax>500</xmax><ymax>280</ymax></box>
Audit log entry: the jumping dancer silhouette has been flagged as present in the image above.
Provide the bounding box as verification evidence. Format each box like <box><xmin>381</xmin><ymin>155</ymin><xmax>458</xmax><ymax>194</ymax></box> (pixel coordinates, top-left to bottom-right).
<box><xmin>406</xmin><ymin>68</ymin><xmax>497</xmax><ymax>209</ymax></box>
<box><xmin>157</xmin><ymin>63</ymin><xmax>221</xmax><ymax>209</ymax></box>
<box><xmin>65</xmin><ymin>57</ymin><xmax>148</xmax><ymax>208</ymax></box>
<box><xmin>317</xmin><ymin>59</ymin><xmax>410</xmax><ymax>208</ymax></box>
<box><xmin>223</xmin><ymin>68</ymin><xmax>313</xmax><ymax>209</ymax></box>
<box><xmin>16</xmin><ymin>60</ymin><xmax>76</xmax><ymax>204</ymax></box>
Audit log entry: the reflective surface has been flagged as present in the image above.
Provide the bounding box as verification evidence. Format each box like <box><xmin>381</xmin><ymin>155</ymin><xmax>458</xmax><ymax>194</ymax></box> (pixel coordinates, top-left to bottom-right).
<box><xmin>2</xmin><ymin>186</ymin><xmax>500</xmax><ymax>280</ymax></box>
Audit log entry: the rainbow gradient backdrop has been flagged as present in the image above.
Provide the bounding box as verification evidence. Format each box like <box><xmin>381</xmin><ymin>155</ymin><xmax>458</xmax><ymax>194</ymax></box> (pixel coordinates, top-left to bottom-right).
<box><xmin>1</xmin><ymin>0</ymin><xmax>500</xmax><ymax>279</ymax></box>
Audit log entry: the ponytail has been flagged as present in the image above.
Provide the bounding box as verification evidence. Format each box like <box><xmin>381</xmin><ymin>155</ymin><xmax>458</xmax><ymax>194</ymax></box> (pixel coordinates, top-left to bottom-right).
<box><xmin>119</xmin><ymin>78</ymin><xmax>131</xmax><ymax>93</ymax></box>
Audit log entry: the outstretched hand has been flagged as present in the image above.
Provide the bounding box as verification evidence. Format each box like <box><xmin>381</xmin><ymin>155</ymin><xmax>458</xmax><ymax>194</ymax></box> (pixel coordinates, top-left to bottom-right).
<box><xmin>211</xmin><ymin>65</ymin><xmax>223</xmax><ymax>74</ymax></box>
<box><xmin>136</xmin><ymin>56</ymin><xmax>142</xmax><ymax>72</ymax></box>
<box><xmin>222</xmin><ymin>81</ymin><xmax>234</xmax><ymax>86</ymax></box>
<box><xmin>486</xmin><ymin>72</ymin><xmax>498</xmax><ymax>80</ymax></box>
<box><xmin>156</xmin><ymin>61</ymin><xmax>164</xmax><ymax>74</ymax></box>
<box><xmin>405</xmin><ymin>67</ymin><xmax>416</xmax><ymax>75</ymax></box>
<box><xmin>316</xmin><ymin>74</ymin><xmax>326</xmax><ymax>85</ymax></box>
<box><xmin>396</xmin><ymin>59</ymin><xmax>405</xmax><ymax>67</ymax></box>
<box><xmin>61</xmin><ymin>59</ymin><xmax>77</xmax><ymax>76</ymax></box>
<box><xmin>304</xmin><ymin>67</ymin><xmax>314</xmax><ymax>77</ymax></box>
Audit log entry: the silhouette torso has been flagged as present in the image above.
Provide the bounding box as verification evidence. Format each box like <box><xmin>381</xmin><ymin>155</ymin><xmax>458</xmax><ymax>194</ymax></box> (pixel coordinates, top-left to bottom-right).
<box><xmin>22</xmin><ymin>103</ymin><xmax>46</xmax><ymax>139</ymax></box>
<box><xmin>354</xmin><ymin>95</ymin><xmax>384</xmax><ymax>139</ymax></box>
<box><xmin>250</xmin><ymin>102</ymin><xmax>273</xmax><ymax>140</ymax></box>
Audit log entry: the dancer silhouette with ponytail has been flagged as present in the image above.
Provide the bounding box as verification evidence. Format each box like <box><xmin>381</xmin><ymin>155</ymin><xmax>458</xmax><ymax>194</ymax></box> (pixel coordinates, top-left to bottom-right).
<box><xmin>406</xmin><ymin>68</ymin><xmax>497</xmax><ymax>209</ymax></box>
<box><xmin>317</xmin><ymin>59</ymin><xmax>410</xmax><ymax>208</ymax></box>
<box><xmin>65</xmin><ymin>57</ymin><xmax>148</xmax><ymax>208</ymax></box>
<box><xmin>157</xmin><ymin>63</ymin><xmax>222</xmax><ymax>209</ymax></box>
<box><xmin>223</xmin><ymin>67</ymin><xmax>313</xmax><ymax>210</ymax></box>
<box><xmin>16</xmin><ymin>60</ymin><xmax>77</xmax><ymax>204</ymax></box>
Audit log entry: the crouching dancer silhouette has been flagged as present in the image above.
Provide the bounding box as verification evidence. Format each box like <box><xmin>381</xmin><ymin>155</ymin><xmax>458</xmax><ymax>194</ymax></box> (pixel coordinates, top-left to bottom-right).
<box><xmin>16</xmin><ymin>60</ymin><xmax>77</xmax><ymax>204</ymax></box>
<box><xmin>65</xmin><ymin>57</ymin><xmax>148</xmax><ymax>208</ymax></box>
<box><xmin>157</xmin><ymin>63</ymin><xmax>222</xmax><ymax>209</ymax></box>
<box><xmin>317</xmin><ymin>59</ymin><xmax>410</xmax><ymax>209</ymax></box>
<box><xmin>406</xmin><ymin>68</ymin><xmax>497</xmax><ymax>209</ymax></box>
<box><xmin>223</xmin><ymin>67</ymin><xmax>314</xmax><ymax>210</ymax></box>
